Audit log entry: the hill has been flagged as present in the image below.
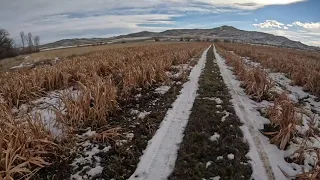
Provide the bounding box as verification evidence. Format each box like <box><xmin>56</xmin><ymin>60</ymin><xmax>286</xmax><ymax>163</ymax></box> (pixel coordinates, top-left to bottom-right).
<box><xmin>42</xmin><ymin>26</ymin><xmax>319</xmax><ymax>51</ymax></box>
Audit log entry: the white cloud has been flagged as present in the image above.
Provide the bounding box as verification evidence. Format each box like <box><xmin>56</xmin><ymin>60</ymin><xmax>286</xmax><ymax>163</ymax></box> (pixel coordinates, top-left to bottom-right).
<box><xmin>255</xmin><ymin>19</ymin><xmax>258</xmax><ymax>21</ymax></box>
<box><xmin>253</xmin><ymin>20</ymin><xmax>284</xmax><ymax>29</ymax></box>
<box><xmin>196</xmin><ymin>0</ymin><xmax>306</xmax><ymax>10</ymax></box>
<box><xmin>253</xmin><ymin>20</ymin><xmax>320</xmax><ymax>47</ymax></box>
<box><xmin>292</xmin><ymin>21</ymin><xmax>320</xmax><ymax>29</ymax></box>
<box><xmin>259</xmin><ymin>28</ymin><xmax>320</xmax><ymax>47</ymax></box>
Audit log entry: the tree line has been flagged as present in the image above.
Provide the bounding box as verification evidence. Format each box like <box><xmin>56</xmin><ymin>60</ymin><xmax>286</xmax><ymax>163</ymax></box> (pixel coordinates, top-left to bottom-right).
<box><xmin>0</xmin><ymin>28</ymin><xmax>40</xmax><ymax>60</ymax></box>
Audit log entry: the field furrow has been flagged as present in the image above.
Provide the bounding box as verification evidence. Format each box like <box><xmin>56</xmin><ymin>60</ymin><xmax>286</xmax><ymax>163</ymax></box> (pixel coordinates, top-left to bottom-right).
<box><xmin>170</xmin><ymin>45</ymin><xmax>253</xmax><ymax>180</ymax></box>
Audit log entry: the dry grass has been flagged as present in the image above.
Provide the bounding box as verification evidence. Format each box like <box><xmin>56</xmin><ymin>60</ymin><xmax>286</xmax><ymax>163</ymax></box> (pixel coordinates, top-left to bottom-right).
<box><xmin>0</xmin><ymin>42</ymin><xmax>209</xmax><ymax>179</ymax></box>
<box><xmin>0</xmin><ymin>43</ymin><xmax>207</xmax><ymax>107</ymax></box>
<box><xmin>264</xmin><ymin>93</ymin><xmax>298</xmax><ymax>150</ymax></box>
<box><xmin>216</xmin><ymin>45</ymin><xmax>274</xmax><ymax>101</ymax></box>
<box><xmin>61</xmin><ymin>78</ymin><xmax>118</xmax><ymax>129</ymax></box>
<box><xmin>215</xmin><ymin>42</ymin><xmax>320</xmax><ymax>97</ymax></box>
<box><xmin>0</xmin><ymin>104</ymin><xmax>56</xmax><ymax>179</ymax></box>
<box><xmin>0</xmin><ymin>41</ymin><xmax>179</xmax><ymax>72</ymax></box>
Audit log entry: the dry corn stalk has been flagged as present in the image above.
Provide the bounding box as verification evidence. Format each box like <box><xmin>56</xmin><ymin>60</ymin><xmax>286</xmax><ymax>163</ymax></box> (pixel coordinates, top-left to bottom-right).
<box><xmin>0</xmin><ymin>42</ymin><xmax>210</xmax><ymax>179</ymax></box>
<box><xmin>215</xmin><ymin>42</ymin><xmax>320</xmax><ymax>97</ymax></box>
<box><xmin>217</xmin><ymin>46</ymin><xmax>274</xmax><ymax>101</ymax></box>
<box><xmin>0</xmin><ymin>104</ymin><xmax>56</xmax><ymax>179</ymax></box>
<box><xmin>0</xmin><ymin>43</ymin><xmax>209</xmax><ymax>108</ymax></box>
<box><xmin>264</xmin><ymin>93</ymin><xmax>298</xmax><ymax>150</ymax></box>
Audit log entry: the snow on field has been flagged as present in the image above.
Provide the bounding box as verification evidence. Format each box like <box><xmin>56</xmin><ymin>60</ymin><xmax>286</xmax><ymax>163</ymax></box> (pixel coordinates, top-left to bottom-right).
<box><xmin>216</xmin><ymin>156</ymin><xmax>224</xmax><ymax>160</ymax></box>
<box><xmin>129</xmin><ymin>46</ymin><xmax>210</xmax><ymax>180</ymax></box>
<box><xmin>82</xmin><ymin>129</ymin><xmax>96</xmax><ymax>137</ymax></box>
<box><xmin>209</xmin><ymin>132</ymin><xmax>220</xmax><ymax>141</ymax></box>
<box><xmin>41</xmin><ymin>45</ymin><xmax>78</xmax><ymax>51</ymax></box>
<box><xmin>166</xmin><ymin>63</ymin><xmax>193</xmax><ymax>80</ymax></box>
<box><xmin>227</xmin><ymin>154</ymin><xmax>235</xmax><ymax>160</ymax></box>
<box><xmin>242</xmin><ymin>56</ymin><xmax>320</xmax><ymax>173</ymax></box>
<box><xmin>13</xmin><ymin>88</ymin><xmax>80</xmax><ymax>137</ymax></box>
<box><xmin>216</xmin><ymin>46</ymin><xmax>320</xmax><ymax>179</ymax></box>
<box><xmin>200</xmin><ymin>97</ymin><xmax>223</xmax><ymax>104</ymax></box>
<box><xmin>10</xmin><ymin>61</ymin><xmax>34</xmax><ymax>70</ymax></box>
<box><xmin>210</xmin><ymin>176</ymin><xmax>221</xmax><ymax>180</ymax></box>
<box><xmin>206</xmin><ymin>161</ymin><xmax>212</xmax><ymax>168</ymax></box>
<box><xmin>220</xmin><ymin>110</ymin><xmax>230</xmax><ymax>122</ymax></box>
<box><xmin>215</xmin><ymin>46</ymin><xmax>279</xmax><ymax>180</ymax></box>
<box><xmin>155</xmin><ymin>85</ymin><xmax>171</xmax><ymax>94</ymax></box>
<box><xmin>137</xmin><ymin>111</ymin><xmax>151</xmax><ymax>119</ymax></box>
<box><xmin>71</xmin><ymin>140</ymin><xmax>111</xmax><ymax>180</ymax></box>
<box><xmin>268</xmin><ymin>72</ymin><xmax>320</xmax><ymax>113</ymax></box>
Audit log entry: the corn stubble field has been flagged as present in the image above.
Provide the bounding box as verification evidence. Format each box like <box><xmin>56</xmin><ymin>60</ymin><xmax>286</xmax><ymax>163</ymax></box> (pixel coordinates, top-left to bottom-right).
<box><xmin>1</xmin><ymin>40</ymin><xmax>320</xmax><ymax>180</ymax></box>
<box><xmin>0</xmin><ymin>42</ymin><xmax>209</xmax><ymax>179</ymax></box>
<box><xmin>216</xmin><ymin>42</ymin><xmax>320</xmax><ymax>179</ymax></box>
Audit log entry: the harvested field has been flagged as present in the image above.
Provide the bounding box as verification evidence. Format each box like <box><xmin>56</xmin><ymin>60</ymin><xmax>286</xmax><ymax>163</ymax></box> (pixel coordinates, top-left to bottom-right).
<box><xmin>216</xmin><ymin>42</ymin><xmax>320</xmax><ymax>97</ymax></box>
<box><xmin>2</xmin><ymin>41</ymin><xmax>319</xmax><ymax>180</ymax></box>
<box><xmin>0</xmin><ymin>42</ymin><xmax>209</xmax><ymax>179</ymax></box>
<box><xmin>0</xmin><ymin>41</ymin><xmax>179</xmax><ymax>71</ymax></box>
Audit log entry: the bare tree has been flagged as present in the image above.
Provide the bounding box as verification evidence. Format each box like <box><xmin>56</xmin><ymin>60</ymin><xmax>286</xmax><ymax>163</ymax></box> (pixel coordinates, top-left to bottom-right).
<box><xmin>34</xmin><ymin>36</ymin><xmax>40</xmax><ymax>50</ymax></box>
<box><xmin>0</xmin><ymin>29</ymin><xmax>16</xmax><ymax>59</ymax></box>
<box><xmin>26</xmin><ymin>32</ymin><xmax>33</xmax><ymax>49</ymax></box>
<box><xmin>20</xmin><ymin>31</ymin><xmax>25</xmax><ymax>49</ymax></box>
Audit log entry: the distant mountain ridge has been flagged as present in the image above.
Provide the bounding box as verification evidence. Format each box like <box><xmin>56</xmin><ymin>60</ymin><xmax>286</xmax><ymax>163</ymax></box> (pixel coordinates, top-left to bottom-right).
<box><xmin>42</xmin><ymin>26</ymin><xmax>319</xmax><ymax>51</ymax></box>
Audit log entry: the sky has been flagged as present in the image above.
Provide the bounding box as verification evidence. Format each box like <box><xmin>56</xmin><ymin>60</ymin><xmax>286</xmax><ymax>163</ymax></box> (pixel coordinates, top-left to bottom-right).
<box><xmin>1</xmin><ymin>0</ymin><xmax>319</xmax><ymax>46</ymax></box>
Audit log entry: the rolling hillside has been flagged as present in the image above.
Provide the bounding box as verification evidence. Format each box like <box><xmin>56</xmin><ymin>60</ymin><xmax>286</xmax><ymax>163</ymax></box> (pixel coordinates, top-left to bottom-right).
<box><xmin>42</xmin><ymin>26</ymin><xmax>319</xmax><ymax>51</ymax></box>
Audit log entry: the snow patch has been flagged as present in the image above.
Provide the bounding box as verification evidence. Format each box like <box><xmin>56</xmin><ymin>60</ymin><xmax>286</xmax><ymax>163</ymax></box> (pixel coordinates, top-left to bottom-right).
<box><xmin>126</xmin><ymin>133</ymin><xmax>135</xmax><ymax>141</ymax></box>
<box><xmin>116</xmin><ymin>140</ymin><xmax>128</xmax><ymax>146</ymax></box>
<box><xmin>71</xmin><ymin>141</ymin><xmax>111</xmax><ymax>180</ymax></box>
<box><xmin>200</xmin><ymin>97</ymin><xmax>223</xmax><ymax>104</ymax></box>
<box><xmin>210</xmin><ymin>176</ymin><xmax>221</xmax><ymax>180</ymax></box>
<box><xmin>227</xmin><ymin>154</ymin><xmax>235</xmax><ymax>160</ymax></box>
<box><xmin>130</xmin><ymin>109</ymin><xmax>139</xmax><ymax>115</ymax></box>
<box><xmin>155</xmin><ymin>86</ymin><xmax>171</xmax><ymax>95</ymax></box>
<box><xmin>82</xmin><ymin>129</ymin><xmax>96</xmax><ymax>137</ymax></box>
<box><xmin>209</xmin><ymin>133</ymin><xmax>220</xmax><ymax>141</ymax></box>
<box><xmin>138</xmin><ymin>111</ymin><xmax>151</xmax><ymax>119</ymax></box>
<box><xmin>206</xmin><ymin>161</ymin><xmax>212</xmax><ymax>168</ymax></box>
<box><xmin>221</xmin><ymin>110</ymin><xmax>230</xmax><ymax>122</ymax></box>
<box><xmin>216</xmin><ymin>156</ymin><xmax>224</xmax><ymax>160</ymax></box>
<box><xmin>87</xmin><ymin>166</ymin><xmax>103</xmax><ymax>177</ymax></box>
<box><xmin>16</xmin><ymin>88</ymin><xmax>80</xmax><ymax>137</ymax></box>
<box><xmin>214</xmin><ymin>98</ymin><xmax>223</xmax><ymax>104</ymax></box>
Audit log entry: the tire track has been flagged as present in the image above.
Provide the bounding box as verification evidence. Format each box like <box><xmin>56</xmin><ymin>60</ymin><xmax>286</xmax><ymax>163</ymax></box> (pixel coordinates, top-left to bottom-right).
<box><xmin>128</xmin><ymin>46</ymin><xmax>210</xmax><ymax>180</ymax></box>
<box><xmin>214</xmin><ymin>46</ymin><xmax>276</xmax><ymax>180</ymax></box>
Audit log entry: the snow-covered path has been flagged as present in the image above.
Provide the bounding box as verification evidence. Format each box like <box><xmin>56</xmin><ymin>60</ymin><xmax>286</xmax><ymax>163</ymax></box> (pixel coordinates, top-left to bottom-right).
<box><xmin>214</xmin><ymin>46</ymin><xmax>288</xmax><ymax>180</ymax></box>
<box><xmin>129</xmin><ymin>46</ymin><xmax>210</xmax><ymax>180</ymax></box>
